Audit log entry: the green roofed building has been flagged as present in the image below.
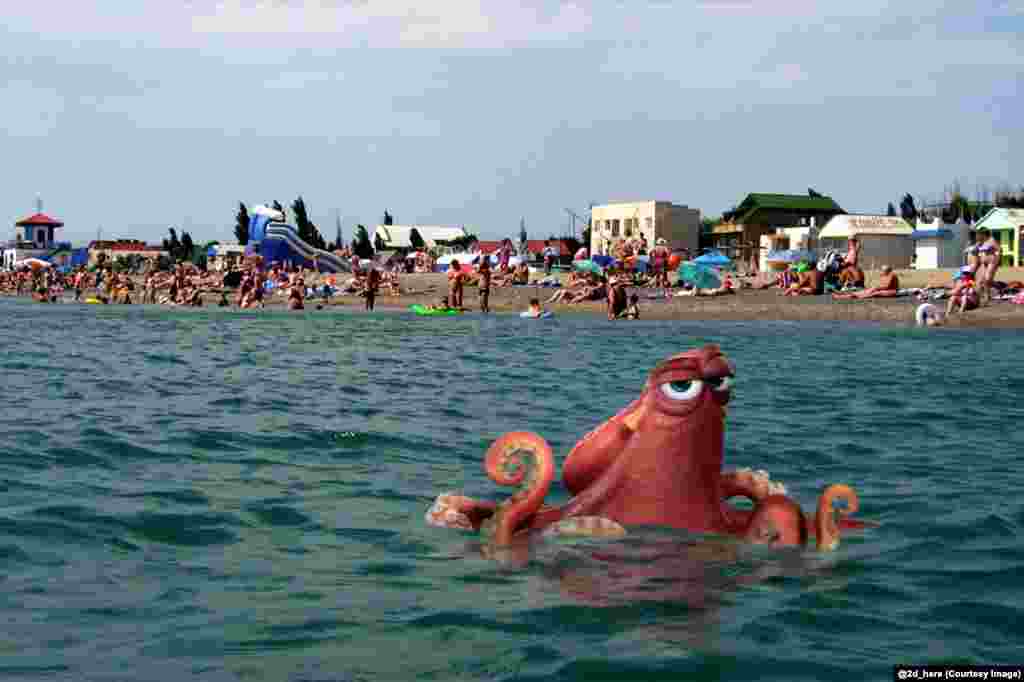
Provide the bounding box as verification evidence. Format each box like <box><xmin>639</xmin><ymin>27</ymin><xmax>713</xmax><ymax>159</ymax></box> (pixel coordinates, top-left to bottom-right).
<box><xmin>708</xmin><ymin>192</ymin><xmax>846</xmax><ymax>267</ymax></box>
<box><xmin>970</xmin><ymin>207</ymin><xmax>1024</xmax><ymax>267</ymax></box>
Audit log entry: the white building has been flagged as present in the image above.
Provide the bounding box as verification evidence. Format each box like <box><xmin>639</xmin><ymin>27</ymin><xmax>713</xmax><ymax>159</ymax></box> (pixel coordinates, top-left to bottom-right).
<box><xmin>911</xmin><ymin>218</ymin><xmax>970</xmax><ymax>269</ymax></box>
<box><xmin>818</xmin><ymin>214</ymin><xmax>915</xmax><ymax>269</ymax></box>
<box><xmin>590</xmin><ymin>200</ymin><xmax>701</xmax><ymax>256</ymax></box>
<box><xmin>372</xmin><ymin>224</ymin><xmax>469</xmax><ymax>252</ymax></box>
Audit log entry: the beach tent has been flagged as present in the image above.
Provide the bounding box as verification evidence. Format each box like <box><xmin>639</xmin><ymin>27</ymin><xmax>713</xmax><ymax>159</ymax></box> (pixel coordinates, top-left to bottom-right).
<box><xmin>818</xmin><ymin>215</ymin><xmax>914</xmax><ymax>270</ymax></box>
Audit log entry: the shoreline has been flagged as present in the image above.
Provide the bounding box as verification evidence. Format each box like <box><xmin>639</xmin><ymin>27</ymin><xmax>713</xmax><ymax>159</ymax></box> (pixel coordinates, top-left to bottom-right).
<box><xmin>7</xmin><ymin>282</ymin><xmax>1024</xmax><ymax>328</ymax></box>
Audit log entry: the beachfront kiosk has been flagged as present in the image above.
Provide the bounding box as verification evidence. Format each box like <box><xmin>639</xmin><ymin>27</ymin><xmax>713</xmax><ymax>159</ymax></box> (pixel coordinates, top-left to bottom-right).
<box><xmin>911</xmin><ymin>218</ymin><xmax>970</xmax><ymax>269</ymax></box>
<box><xmin>2</xmin><ymin>209</ymin><xmax>64</xmax><ymax>270</ymax></box>
<box><xmin>817</xmin><ymin>214</ymin><xmax>914</xmax><ymax>270</ymax></box>
<box><xmin>971</xmin><ymin>208</ymin><xmax>1024</xmax><ymax>268</ymax></box>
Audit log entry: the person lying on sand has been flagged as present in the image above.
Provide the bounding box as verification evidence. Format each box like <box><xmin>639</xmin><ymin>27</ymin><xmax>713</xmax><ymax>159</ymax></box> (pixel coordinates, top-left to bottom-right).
<box><xmin>832</xmin><ymin>265</ymin><xmax>899</xmax><ymax>300</ymax></box>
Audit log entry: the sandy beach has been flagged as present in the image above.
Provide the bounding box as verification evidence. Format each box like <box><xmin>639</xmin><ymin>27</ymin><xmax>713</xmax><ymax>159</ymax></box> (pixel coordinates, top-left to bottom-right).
<box><xmin>186</xmin><ymin>266</ymin><xmax>1024</xmax><ymax>328</ymax></box>
<box><xmin>10</xmin><ymin>266</ymin><xmax>1024</xmax><ymax>328</ymax></box>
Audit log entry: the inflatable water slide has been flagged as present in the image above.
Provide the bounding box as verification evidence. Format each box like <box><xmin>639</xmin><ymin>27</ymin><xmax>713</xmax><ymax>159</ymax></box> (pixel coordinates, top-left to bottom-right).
<box><xmin>249</xmin><ymin>205</ymin><xmax>351</xmax><ymax>273</ymax></box>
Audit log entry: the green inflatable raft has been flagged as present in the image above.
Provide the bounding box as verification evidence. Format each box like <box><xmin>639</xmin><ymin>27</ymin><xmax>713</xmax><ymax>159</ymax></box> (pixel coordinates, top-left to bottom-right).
<box><xmin>409</xmin><ymin>304</ymin><xmax>461</xmax><ymax>316</ymax></box>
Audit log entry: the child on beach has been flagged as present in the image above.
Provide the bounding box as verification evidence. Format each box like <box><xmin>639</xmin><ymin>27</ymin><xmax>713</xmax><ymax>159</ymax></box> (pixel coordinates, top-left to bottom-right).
<box><xmin>523</xmin><ymin>298</ymin><xmax>546</xmax><ymax>318</ymax></box>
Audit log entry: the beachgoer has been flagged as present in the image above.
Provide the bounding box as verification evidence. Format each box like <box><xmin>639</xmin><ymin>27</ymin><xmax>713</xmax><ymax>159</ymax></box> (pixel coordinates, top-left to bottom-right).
<box><xmin>524</xmin><ymin>297</ymin><xmax>545</xmax><ymax>318</ymax></box>
<box><xmin>625</xmin><ymin>293</ymin><xmax>640</xmax><ymax>319</ymax></box>
<box><xmin>448</xmin><ymin>261</ymin><xmax>465</xmax><ymax>308</ymax></box>
<box><xmin>607</xmin><ymin>275</ymin><xmax>628</xmax><ymax>320</ymax></box>
<box><xmin>832</xmin><ymin>265</ymin><xmax>900</xmax><ymax>300</ymax></box>
<box><xmin>977</xmin><ymin>228</ymin><xmax>1001</xmax><ymax>306</ymax></box>
<box><xmin>512</xmin><ymin>262</ymin><xmax>529</xmax><ymax>285</ymax></box>
<box><xmin>366</xmin><ymin>268</ymin><xmax>380</xmax><ymax>311</ymax></box>
<box><xmin>542</xmin><ymin>241</ymin><xmax>557</xmax><ymax>275</ymax></box>
<box><xmin>477</xmin><ymin>258</ymin><xmax>491</xmax><ymax>313</ymax></box>
<box><xmin>651</xmin><ymin>238</ymin><xmax>671</xmax><ymax>295</ymax></box>
<box><xmin>946</xmin><ymin>269</ymin><xmax>979</xmax><ymax>315</ymax></box>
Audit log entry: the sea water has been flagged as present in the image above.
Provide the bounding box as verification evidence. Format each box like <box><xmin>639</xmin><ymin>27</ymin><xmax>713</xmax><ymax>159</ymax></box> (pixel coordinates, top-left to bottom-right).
<box><xmin>1</xmin><ymin>297</ymin><xmax>1022</xmax><ymax>681</ymax></box>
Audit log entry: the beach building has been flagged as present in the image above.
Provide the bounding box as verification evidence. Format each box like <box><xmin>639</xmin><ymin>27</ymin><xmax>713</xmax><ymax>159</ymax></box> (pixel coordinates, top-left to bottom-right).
<box><xmin>372</xmin><ymin>225</ymin><xmax>469</xmax><ymax>253</ymax></box>
<box><xmin>911</xmin><ymin>217</ymin><xmax>970</xmax><ymax>269</ymax></box>
<box><xmin>817</xmin><ymin>215</ymin><xmax>914</xmax><ymax>269</ymax></box>
<box><xmin>2</xmin><ymin>210</ymin><xmax>65</xmax><ymax>269</ymax></box>
<box><xmin>710</xmin><ymin>193</ymin><xmax>845</xmax><ymax>267</ymax></box>
<box><xmin>970</xmin><ymin>208</ymin><xmax>1024</xmax><ymax>267</ymax></box>
<box><xmin>590</xmin><ymin>201</ymin><xmax>700</xmax><ymax>257</ymax></box>
<box><xmin>207</xmin><ymin>243</ymin><xmax>247</xmax><ymax>271</ymax></box>
<box><xmin>87</xmin><ymin>240</ymin><xmax>168</xmax><ymax>267</ymax></box>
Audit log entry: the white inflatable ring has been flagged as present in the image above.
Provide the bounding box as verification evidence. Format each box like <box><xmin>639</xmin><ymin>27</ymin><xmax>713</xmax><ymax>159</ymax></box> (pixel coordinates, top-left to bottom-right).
<box><xmin>916</xmin><ymin>303</ymin><xmax>938</xmax><ymax>327</ymax></box>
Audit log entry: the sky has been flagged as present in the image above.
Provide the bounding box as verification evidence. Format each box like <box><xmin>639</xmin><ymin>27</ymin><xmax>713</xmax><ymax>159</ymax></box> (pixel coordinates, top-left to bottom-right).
<box><xmin>2</xmin><ymin>0</ymin><xmax>1021</xmax><ymax>245</ymax></box>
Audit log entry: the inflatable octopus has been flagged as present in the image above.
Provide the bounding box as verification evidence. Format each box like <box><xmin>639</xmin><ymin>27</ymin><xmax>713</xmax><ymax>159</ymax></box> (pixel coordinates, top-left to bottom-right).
<box><xmin>427</xmin><ymin>344</ymin><xmax>869</xmax><ymax>551</ymax></box>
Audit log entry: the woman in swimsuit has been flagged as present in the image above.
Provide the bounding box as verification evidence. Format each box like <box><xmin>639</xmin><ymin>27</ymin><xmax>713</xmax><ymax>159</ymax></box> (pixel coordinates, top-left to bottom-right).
<box><xmin>976</xmin><ymin>229</ymin><xmax>1001</xmax><ymax>305</ymax></box>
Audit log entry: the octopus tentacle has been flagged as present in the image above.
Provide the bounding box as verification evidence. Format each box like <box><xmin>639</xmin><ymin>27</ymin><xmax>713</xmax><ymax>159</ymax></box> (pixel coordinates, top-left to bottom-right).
<box><xmin>721</xmin><ymin>468</ymin><xmax>788</xmax><ymax>501</ymax></box>
<box><xmin>480</xmin><ymin>432</ymin><xmax>555</xmax><ymax>545</ymax></box>
<box><xmin>815</xmin><ymin>484</ymin><xmax>859</xmax><ymax>552</ymax></box>
<box><xmin>541</xmin><ymin>516</ymin><xmax>627</xmax><ymax>539</ymax></box>
<box><xmin>742</xmin><ymin>495</ymin><xmax>808</xmax><ymax>547</ymax></box>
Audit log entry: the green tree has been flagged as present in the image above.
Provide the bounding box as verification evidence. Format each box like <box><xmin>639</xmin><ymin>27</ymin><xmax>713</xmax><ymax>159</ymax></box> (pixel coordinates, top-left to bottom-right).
<box><xmin>180</xmin><ymin>232</ymin><xmax>195</xmax><ymax>263</ymax></box>
<box><xmin>899</xmin><ymin>194</ymin><xmax>918</xmax><ymax>222</ymax></box>
<box><xmin>272</xmin><ymin>200</ymin><xmax>286</xmax><ymax>222</ymax></box>
<box><xmin>163</xmin><ymin>228</ymin><xmax>181</xmax><ymax>262</ymax></box>
<box><xmin>886</xmin><ymin>202</ymin><xmax>897</xmax><ymax>217</ymax></box>
<box><xmin>235</xmin><ymin>203</ymin><xmax>250</xmax><ymax>245</ymax></box>
<box><xmin>352</xmin><ymin>225</ymin><xmax>374</xmax><ymax>258</ymax></box>
<box><xmin>410</xmin><ymin>228</ymin><xmax>426</xmax><ymax>250</ymax></box>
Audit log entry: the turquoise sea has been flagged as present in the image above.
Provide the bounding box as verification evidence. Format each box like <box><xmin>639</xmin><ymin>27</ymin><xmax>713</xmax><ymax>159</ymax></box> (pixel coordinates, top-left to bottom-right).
<box><xmin>1</xmin><ymin>297</ymin><xmax>1022</xmax><ymax>681</ymax></box>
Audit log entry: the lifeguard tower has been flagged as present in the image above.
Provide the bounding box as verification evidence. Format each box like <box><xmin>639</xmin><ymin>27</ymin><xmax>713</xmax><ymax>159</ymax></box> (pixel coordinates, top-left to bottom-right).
<box><xmin>2</xmin><ymin>197</ymin><xmax>65</xmax><ymax>270</ymax></box>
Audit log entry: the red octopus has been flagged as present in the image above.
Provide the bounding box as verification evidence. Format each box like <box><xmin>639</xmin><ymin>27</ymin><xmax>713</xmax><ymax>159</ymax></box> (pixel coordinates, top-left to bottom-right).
<box><xmin>427</xmin><ymin>344</ymin><xmax>869</xmax><ymax>552</ymax></box>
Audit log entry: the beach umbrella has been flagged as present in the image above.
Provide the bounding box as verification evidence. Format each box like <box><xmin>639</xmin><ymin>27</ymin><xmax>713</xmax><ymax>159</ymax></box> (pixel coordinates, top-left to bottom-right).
<box><xmin>677</xmin><ymin>261</ymin><xmax>721</xmax><ymax>290</ymax></box>
<box><xmin>590</xmin><ymin>255</ymin><xmax>616</xmax><ymax>268</ymax></box>
<box><xmin>573</xmin><ymin>259</ymin><xmax>604</xmax><ymax>276</ymax></box>
<box><xmin>693</xmin><ymin>250</ymin><xmax>732</xmax><ymax>268</ymax></box>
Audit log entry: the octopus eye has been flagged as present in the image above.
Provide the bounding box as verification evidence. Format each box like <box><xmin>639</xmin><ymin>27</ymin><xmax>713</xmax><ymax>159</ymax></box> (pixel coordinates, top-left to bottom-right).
<box><xmin>660</xmin><ymin>379</ymin><xmax>704</xmax><ymax>401</ymax></box>
<box><xmin>707</xmin><ymin>376</ymin><xmax>734</xmax><ymax>393</ymax></box>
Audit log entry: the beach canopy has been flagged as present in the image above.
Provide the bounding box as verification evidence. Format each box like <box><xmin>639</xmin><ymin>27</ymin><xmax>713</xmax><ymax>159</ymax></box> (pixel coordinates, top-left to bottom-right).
<box><xmin>677</xmin><ymin>261</ymin><xmax>721</xmax><ymax>289</ymax></box>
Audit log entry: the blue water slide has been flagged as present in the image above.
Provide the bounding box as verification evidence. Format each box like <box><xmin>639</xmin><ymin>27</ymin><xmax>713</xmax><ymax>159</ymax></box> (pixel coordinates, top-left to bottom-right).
<box><xmin>263</xmin><ymin>223</ymin><xmax>352</xmax><ymax>273</ymax></box>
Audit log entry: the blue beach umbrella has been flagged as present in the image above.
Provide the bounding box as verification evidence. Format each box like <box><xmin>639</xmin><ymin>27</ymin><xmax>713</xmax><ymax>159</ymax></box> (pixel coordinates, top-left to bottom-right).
<box><xmin>693</xmin><ymin>250</ymin><xmax>732</xmax><ymax>268</ymax></box>
<box><xmin>677</xmin><ymin>261</ymin><xmax>721</xmax><ymax>290</ymax></box>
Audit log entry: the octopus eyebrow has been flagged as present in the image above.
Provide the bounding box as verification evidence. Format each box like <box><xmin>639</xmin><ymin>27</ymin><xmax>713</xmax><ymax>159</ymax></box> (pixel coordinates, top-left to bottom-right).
<box><xmin>651</xmin><ymin>357</ymin><xmax>700</xmax><ymax>376</ymax></box>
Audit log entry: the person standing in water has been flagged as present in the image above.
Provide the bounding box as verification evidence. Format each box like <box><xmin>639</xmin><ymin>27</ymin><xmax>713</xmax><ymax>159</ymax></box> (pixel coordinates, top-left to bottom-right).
<box><xmin>365</xmin><ymin>268</ymin><xmax>380</xmax><ymax>311</ymax></box>
<box><xmin>477</xmin><ymin>257</ymin><xmax>491</xmax><ymax>313</ymax></box>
